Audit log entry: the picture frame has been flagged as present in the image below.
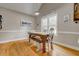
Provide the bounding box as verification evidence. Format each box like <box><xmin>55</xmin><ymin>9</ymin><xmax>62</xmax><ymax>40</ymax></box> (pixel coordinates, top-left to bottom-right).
<box><xmin>64</xmin><ymin>15</ymin><xmax>69</xmax><ymax>23</ymax></box>
<box><xmin>0</xmin><ymin>15</ymin><xmax>2</xmax><ymax>29</ymax></box>
<box><xmin>21</xmin><ymin>20</ymin><xmax>32</xmax><ymax>26</ymax></box>
<box><xmin>74</xmin><ymin>3</ymin><xmax>79</xmax><ymax>22</ymax></box>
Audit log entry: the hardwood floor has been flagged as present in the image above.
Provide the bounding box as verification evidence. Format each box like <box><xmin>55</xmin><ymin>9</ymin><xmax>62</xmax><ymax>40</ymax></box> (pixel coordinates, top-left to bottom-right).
<box><xmin>0</xmin><ymin>40</ymin><xmax>37</xmax><ymax>56</ymax></box>
<box><xmin>0</xmin><ymin>39</ymin><xmax>79</xmax><ymax>56</ymax></box>
<box><xmin>53</xmin><ymin>44</ymin><xmax>79</xmax><ymax>56</ymax></box>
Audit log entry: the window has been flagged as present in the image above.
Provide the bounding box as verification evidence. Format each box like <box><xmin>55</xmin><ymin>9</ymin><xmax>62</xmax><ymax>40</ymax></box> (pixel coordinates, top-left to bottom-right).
<box><xmin>41</xmin><ymin>13</ymin><xmax>57</xmax><ymax>34</ymax></box>
<box><xmin>41</xmin><ymin>17</ymin><xmax>48</xmax><ymax>33</ymax></box>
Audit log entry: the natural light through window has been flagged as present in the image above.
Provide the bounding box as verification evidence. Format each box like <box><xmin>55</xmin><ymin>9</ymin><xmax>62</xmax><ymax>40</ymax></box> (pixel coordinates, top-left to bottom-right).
<box><xmin>41</xmin><ymin>13</ymin><xmax>57</xmax><ymax>35</ymax></box>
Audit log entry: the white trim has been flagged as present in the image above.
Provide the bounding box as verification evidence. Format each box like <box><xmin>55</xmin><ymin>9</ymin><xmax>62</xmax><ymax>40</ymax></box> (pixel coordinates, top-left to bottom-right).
<box><xmin>0</xmin><ymin>37</ymin><xmax>27</xmax><ymax>43</ymax></box>
<box><xmin>0</xmin><ymin>30</ymin><xmax>35</xmax><ymax>32</ymax></box>
<box><xmin>58</xmin><ymin>31</ymin><xmax>79</xmax><ymax>35</ymax></box>
<box><xmin>0</xmin><ymin>30</ymin><xmax>29</xmax><ymax>32</ymax></box>
<box><xmin>54</xmin><ymin>41</ymin><xmax>79</xmax><ymax>51</ymax></box>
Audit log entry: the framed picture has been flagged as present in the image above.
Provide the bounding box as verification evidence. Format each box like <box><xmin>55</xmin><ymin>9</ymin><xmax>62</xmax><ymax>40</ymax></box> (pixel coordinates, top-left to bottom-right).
<box><xmin>0</xmin><ymin>15</ymin><xmax>2</xmax><ymax>29</ymax></box>
<box><xmin>0</xmin><ymin>23</ymin><xmax>2</xmax><ymax>29</ymax></box>
<box><xmin>64</xmin><ymin>15</ymin><xmax>69</xmax><ymax>23</ymax></box>
<box><xmin>74</xmin><ymin>3</ymin><xmax>79</xmax><ymax>22</ymax></box>
<box><xmin>21</xmin><ymin>20</ymin><xmax>32</xmax><ymax>26</ymax></box>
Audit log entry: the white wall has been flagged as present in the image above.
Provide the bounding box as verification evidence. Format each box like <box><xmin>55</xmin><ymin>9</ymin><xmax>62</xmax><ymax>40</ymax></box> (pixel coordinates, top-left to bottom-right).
<box><xmin>0</xmin><ymin>8</ymin><xmax>36</xmax><ymax>43</ymax></box>
<box><xmin>57</xmin><ymin>4</ymin><xmax>79</xmax><ymax>32</ymax></box>
<box><xmin>36</xmin><ymin>3</ymin><xmax>79</xmax><ymax>51</ymax></box>
<box><xmin>0</xmin><ymin>8</ymin><xmax>35</xmax><ymax>31</ymax></box>
<box><xmin>35</xmin><ymin>4</ymin><xmax>64</xmax><ymax>32</ymax></box>
<box><xmin>54</xmin><ymin>3</ymin><xmax>79</xmax><ymax>50</ymax></box>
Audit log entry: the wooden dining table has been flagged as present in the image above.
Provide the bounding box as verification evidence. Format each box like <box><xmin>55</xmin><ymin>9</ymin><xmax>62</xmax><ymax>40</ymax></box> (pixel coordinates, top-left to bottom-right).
<box><xmin>28</xmin><ymin>32</ymin><xmax>49</xmax><ymax>53</ymax></box>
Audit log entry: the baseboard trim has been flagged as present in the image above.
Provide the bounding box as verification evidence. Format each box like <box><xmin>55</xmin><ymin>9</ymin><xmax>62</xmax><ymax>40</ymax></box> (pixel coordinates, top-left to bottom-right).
<box><xmin>53</xmin><ymin>41</ymin><xmax>79</xmax><ymax>51</ymax></box>
<box><xmin>0</xmin><ymin>37</ymin><xmax>27</xmax><ymax>43</ymax></box>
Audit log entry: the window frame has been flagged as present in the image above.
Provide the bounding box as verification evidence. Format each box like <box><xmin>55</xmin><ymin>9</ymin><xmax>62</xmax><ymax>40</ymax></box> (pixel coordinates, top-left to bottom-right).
<box><xmin>41</xmin><ymin>13</ymin><xmax>57</xmax><ymax>33</ymax></box>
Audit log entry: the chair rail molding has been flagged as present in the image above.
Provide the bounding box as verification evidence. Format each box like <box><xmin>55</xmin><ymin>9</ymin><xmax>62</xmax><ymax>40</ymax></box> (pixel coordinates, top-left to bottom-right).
<box><xmin>58</xmin><ymin>31</ymin><xmax>79</xmax><ymax>35</ymax></box>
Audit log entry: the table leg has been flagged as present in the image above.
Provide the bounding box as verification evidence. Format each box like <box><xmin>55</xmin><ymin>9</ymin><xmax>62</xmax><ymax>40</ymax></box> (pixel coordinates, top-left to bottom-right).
<box><xmin>42</xmin><ymin>42</ymin><xmax>46</xmax><ymax>53</ymax></box>
<box><xmin>29</xmin><ymin>34</ymin><xmax>31</xmax><ymax>43</ymax></box>
<box><xmin>51</xmin><ymin>42</ymin><xmax>53</xmax><ymax>50</ymax></box>
<box><xmin>41</xmin><ymin>36</ymin><xmax>48</xmax><ymax>53</ymax></box>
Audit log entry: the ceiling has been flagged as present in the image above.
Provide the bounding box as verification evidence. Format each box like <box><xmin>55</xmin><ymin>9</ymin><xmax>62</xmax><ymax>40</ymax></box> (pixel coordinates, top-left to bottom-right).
<box><xmin>0</xmin><ymin>3</ymin><xmax>42</xmax><ymax>16</ymax></box>
<box><xmin>40</xmin><ymin>3</ymin><xmax>65</xmax><ymax>11</ymax></box>
<box><xmin>0</xmin><ymin>3</ymin><xmax>65</xmax><ymax>16</ymax></box>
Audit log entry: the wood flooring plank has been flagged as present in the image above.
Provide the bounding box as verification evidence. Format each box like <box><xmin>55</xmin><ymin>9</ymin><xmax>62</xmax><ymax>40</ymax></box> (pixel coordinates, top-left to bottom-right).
<box><xmin>0</xmin><ymin>39</ymin><xmax>79</xmax><ymax>56</ymax></box>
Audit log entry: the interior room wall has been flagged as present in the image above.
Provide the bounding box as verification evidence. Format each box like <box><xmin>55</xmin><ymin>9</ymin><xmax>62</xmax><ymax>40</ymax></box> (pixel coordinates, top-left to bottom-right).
<box><xmin>0</xmin><ymin>8</ymin><xmax>36</xmax><ymax>43</ymax></box>
<box><xmin>54</xmin><ymin>3</ymin><xmax>79</xmax><ymax>50</ymax></box>
<box><xmin>35</xmin><ymin>3</ymin><xmax>64</xmax><ymax>32</ymax></box>
<box><xmin>36</xmin><ymin>3</ymin><xmax>79</xmax><ymax>50</ymax></box>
